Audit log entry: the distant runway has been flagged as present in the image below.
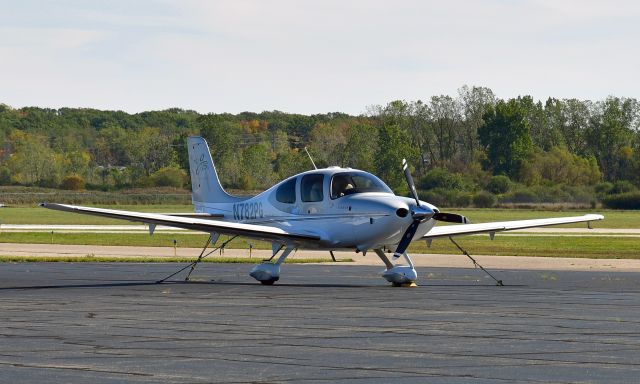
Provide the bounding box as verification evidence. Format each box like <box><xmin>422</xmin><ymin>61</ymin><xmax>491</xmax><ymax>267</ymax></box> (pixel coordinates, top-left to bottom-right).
<box><xmin>1</xmin><ymin>263</ymin><xmax>639</xmax><ymax>383</ymax></box>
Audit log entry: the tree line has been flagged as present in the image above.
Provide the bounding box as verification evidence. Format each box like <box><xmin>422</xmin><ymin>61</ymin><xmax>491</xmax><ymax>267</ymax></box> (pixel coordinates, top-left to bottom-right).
<box><xmin>1</xmin><ymin>85</ymin><xmax>639</xmax><ymax>208</ymax></box>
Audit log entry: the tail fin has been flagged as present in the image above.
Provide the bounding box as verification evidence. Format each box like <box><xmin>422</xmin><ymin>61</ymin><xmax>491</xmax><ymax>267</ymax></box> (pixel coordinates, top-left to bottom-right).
<box><xmin>187</xmin><ymin>136</ymin><xmax>244</xmax><ymax>204</ymax></box>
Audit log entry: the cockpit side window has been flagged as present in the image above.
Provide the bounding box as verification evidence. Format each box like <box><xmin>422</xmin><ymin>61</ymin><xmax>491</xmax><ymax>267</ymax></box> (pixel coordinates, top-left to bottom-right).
<box><xmin>331</xmin><ymin>174</ymin><xmax>355</xmax><ymax>199</ymax></box>
<box><xmin>330</xmin><ymin>172</ymin><xmax>392</xmax><ymax>199</ymax></box>
<box><xmin>301</xmin><ymin>174</ymin><xmax>324</xmax><ymax>202</ymax></box>
<box><xmin>275</xmin><ymin>177</ymin><xmax>296</xmax><ymax>204</ymax></box>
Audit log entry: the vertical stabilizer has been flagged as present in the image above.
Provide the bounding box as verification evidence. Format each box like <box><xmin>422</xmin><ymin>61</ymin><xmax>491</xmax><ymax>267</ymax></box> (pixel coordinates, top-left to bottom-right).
<box><xmin>187</xmin><ymin>136</ymin><xmax>244</xmax><ymax>204</ymax></box>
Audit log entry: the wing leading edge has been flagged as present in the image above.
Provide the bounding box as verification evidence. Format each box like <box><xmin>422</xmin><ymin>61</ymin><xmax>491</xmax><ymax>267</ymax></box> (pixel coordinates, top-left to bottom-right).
<box><xmin>40</xmin><ymin>203</ymin><xmax>321</xmax><ymax>245</ymax></box>
<box><xmin>423</xmin><ymin>214</ymin><xmax>604</xmax><ymax>239</ymax></box>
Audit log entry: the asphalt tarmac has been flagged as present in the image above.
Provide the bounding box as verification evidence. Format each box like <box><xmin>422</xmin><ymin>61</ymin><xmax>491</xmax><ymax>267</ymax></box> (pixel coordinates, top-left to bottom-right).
<box><xmin>1</xmin><ymin>263</ymin><xmax>640</xmax><ymax>383</ymax></box>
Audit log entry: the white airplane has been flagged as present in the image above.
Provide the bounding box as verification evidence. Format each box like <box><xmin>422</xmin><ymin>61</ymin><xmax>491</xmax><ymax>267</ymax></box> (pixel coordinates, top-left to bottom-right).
<box><xmin>42</xmin><ymin>136</ymin><xmax>603</xmax><ymax>286</ymax></box>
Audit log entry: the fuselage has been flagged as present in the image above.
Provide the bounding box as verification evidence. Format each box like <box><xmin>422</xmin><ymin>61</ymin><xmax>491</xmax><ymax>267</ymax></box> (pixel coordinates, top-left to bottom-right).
<box><xmin>194</xmin><ymin>167</ymin><xmax>438</xmax><ymax>251</ymax></box>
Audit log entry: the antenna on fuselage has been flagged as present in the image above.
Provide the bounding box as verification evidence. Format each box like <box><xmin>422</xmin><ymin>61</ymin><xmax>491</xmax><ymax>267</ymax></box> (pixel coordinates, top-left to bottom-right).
<box><xmin>304</xmin><ymin>146</ymin><xmax>318</xmax><ymax>170</ymax></box>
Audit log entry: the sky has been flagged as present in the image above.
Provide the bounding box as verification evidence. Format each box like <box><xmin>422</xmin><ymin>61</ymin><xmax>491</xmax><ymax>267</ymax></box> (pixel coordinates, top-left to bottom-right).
<box><xmin>1</xmin><ymin>0</ymin><xmax>639</xmax><ymax>115</ymax></box>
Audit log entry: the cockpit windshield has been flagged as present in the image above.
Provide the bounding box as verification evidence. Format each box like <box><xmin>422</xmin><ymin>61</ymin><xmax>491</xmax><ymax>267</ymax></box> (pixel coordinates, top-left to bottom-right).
<box><xmin>330</xmin><ymin>172</ymin><xmax>392</xmax><ymax>199</ymax></box>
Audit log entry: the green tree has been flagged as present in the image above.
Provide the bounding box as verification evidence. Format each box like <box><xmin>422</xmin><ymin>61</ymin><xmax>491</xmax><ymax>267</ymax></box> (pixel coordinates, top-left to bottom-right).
<box><xmin>479</xmin><ymin>99</ymin><xmax>533</xmax><ymax>180</ymax></box>
<box><xmin>375</xmin><ymin>123</ymin><xmax>417</xmax><ymax>194</ymax></box>
<box><xmin>241</xmin><ymin>144</ymin><xmax>275</xmax><ymax>190</ymax></box>
<box><xmin>560</xmin><ymin>98</ymin><xmax>591</xmax><ymax>155</ymax></box>
<box><xmin>273</xmin><ymin>149</ymin><xmax>308</xmax><ymax>180</ymax></box>
<box><xmin>308</xmin><ymin>122</ymin><xmax>347</xmax><ymax>167</ymax></box>
<box><xmin>428</xmin><ymin>95</ymin><xmax>462</xmax><ymax>168</ymax></box>
<box><xmin>93</xmin><ymin>124</ymin><xmax>130</xmax><ymax>166</ymax></box>
<box><xmin>458</xmin><ymin>85</ymin><xmax>496</xmax><ymax>165</ymax></box>
<box><xmin>342</xmin><ymin>122</ymin><xmax>377</xmax><ymax>171</ymax></box>
<box><xmin>7</xmin><ymin>131</ymin><xmax>61</xmax><ymax>185</ymax></box>
<box><xmin>586</xmin><ymin>97</ymin><xmax>636</xmax><ymax>181</ymax></box>
<box><xmin>198</xmin><ymin>116</ymin><xmax>243</xmax><ymax>187</ymax></box>
<box><xmin>64</xmin><ymin>150</ymin><xmax>91</xmax><ymax>177</ymax></box>
<box><xmin>128</xmin><ymin>127</ymin><xmax>175</xmax><ymax>176</ymax></box>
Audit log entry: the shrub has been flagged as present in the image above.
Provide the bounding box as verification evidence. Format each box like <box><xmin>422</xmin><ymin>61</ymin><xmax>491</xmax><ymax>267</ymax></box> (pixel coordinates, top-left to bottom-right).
<box><xmin>149</xmin><ymin>167</ymin><xmax>188</xmax><ymax>188</ymax></box>
<box><xmin>500</xmin><ymin>184</ymin><xmax>595</xmax><ymax>205</ymax></box>
<box><xmin>602</xmin><ymin>192</ymin><xmax>640</xmax><ymax>210</ymax></box>
<box><xmin>473</xmin><ymin>191</ymin><xmax>497</xmax><ymax>208</ymax></box>
<box><xmin>533</xmin><ymin>184</ymin><xmax>571</xmax><ymax>203</ymax></box>
<box><xmin>560</xmin><ymin>185</ymin><xmax>595</xmax><ymax>204</ymax></box>
<box><xmin>486</xmin><ymin>175</ymin><xmax>510</xmax><ymax>194</ymax></box>
<box><xmin>611</xmin><ymin>180</ymin><xmax>637</xmax><ymax>194</ymax></box>
<box><xmin>419</xmin><ymin>168</ymin><xmax>469</xmax><ymax>191</ymax></box>
<box><xmin>60</xmin><ymin>175</ymin><xmax>86</xmax><ymax>190</ymax></box>
<box><xmin>421</xmin><ymin>188</ymin><xmax>447</xmax><ymax>207</ymax></box>
<box><xmin>452</xmin><ymin>192</ymin><xmax>472</xmax><ymax>208</ymax></box>
<box><xmin>421</xmin><ymin>188</ymin><xmax>471</xmax><ymax>208</ymax></box>
<box><xmin>594</xmin><ymin>182</ymin><xmax>614</xmax><ymax>196</ymax></box>
<box><xmin>530</xmin><ymin>147</ymin><xmax>602</xmax><ymax>186</ymax></box>
<box><xmin>37</xmin><ymin>177</ymin><xmax>59</xmax><ymax>188</ymax></box>
<box><xmin>0</xmin><ymin>166</ymin><xmax>11</xmax><ymax>185</ymax></box>
<box><xmin>501</xmin><ymin>189</ymin><xmax>538</xmax><ymax>204</ymax></box>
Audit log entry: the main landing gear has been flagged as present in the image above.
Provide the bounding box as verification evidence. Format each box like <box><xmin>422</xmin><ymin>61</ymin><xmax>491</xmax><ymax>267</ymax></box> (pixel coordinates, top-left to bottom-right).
<box><xmin>249</xmin><ymin>247</ymin><xmax>420</xmax><ymax>287</ymax></box>
<box><xmin>249</xmin><ymin>246</ymin><xmax>295</xmax><ymax>285</ymax></box>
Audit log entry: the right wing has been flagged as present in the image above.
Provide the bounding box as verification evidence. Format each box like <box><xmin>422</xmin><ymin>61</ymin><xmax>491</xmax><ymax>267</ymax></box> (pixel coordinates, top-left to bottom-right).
<box><xmin>40</xmin><ymin>203</ymin><xmax>321</xmax><ymax>245</ymax></box>
<box><xmin>423</xmin><ymin>214</ymin><xmax>604</xmax><ymax>239</ymax></box>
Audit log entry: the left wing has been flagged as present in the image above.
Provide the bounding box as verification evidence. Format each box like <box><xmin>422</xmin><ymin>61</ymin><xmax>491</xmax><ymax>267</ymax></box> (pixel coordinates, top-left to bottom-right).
<box><xmin>40</xmin><ymin>203</ymin><xmax>321</xmax><ymax>245</ymax></box>
<box><xmin>423</xmin><ymin>214</ymin><xmax>604</xmax><ymax>239</ymax></box>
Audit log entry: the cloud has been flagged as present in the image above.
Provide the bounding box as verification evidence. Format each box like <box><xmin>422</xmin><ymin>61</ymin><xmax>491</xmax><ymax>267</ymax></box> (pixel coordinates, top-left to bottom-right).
<box><xmin>0</xmin><ymin>1</ymin><xmax>638</xmax><ymax>114</ymax></box>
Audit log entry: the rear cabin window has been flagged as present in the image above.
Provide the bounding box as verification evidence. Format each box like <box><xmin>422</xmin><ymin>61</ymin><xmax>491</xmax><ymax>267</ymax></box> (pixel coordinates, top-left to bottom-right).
<box><xmin>301</xmin><ymin>174</ymin><xmax>324</xmax><ymax>202</ymax></box>
<box><xmin>275</xmin><ymin>178</ymin><xmax>296</xmax><ymax>204</ymax></box>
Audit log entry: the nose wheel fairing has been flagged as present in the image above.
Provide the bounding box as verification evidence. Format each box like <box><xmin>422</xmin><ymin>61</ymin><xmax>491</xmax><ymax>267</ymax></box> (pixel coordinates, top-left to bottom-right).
<box><xmin>382</xmin><ymin>265</ymin><xmax>418</xmax><ymax>286</ymax></box>
<box><xmin>373</xmin><ymin>249</ymin><xmax>418</xmax><ymax>287</ymax></box>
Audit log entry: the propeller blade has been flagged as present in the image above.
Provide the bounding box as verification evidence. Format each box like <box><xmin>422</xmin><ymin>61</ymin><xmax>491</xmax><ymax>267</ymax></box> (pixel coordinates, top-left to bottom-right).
<box><xmin>393</xmin><ymin>219</ymin><xmax>420</xmax><ymax>259</ymax></box>
<box><xmin>402</xmin><ymin>158</ymin><xmax>420</xmax><ymax>207</ymax></box>
<box><xmin>433</xmin><ymin>212</ymin><xmax>470</xmax><ymax>224</ymax></box>
<box><xmin>394</xmin><ymin>159</ymin><xmax>435</xmax><ymax>259</ymax></box>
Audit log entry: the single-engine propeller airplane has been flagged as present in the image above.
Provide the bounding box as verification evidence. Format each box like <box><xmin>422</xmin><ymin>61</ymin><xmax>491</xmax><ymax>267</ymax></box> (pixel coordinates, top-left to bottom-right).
<box><xmin>42</xmin><ymin>136</ymin><xmax>603</xmax><ymax>286</ymax></box>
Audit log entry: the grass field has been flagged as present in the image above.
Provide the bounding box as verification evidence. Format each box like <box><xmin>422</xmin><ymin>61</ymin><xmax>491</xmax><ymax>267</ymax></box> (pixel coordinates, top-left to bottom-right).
<box><xmin>1</xmin><ymin>232</ymin><xmax>638</xmax><ymax>259</ymax></box>
<box><xmin>0</xmin><ymin>205</ymin><xmax>192</xmax><ymax>225</ymax></box>
<box><xmin>451</xmin><ymin>208</ymin><xmax>638</xmax><ymax>229</ymax></box>
<box><xmin>1</xmin><ymin>205</ymin><xmax>637</xmax><ymax>228</ymax></box>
